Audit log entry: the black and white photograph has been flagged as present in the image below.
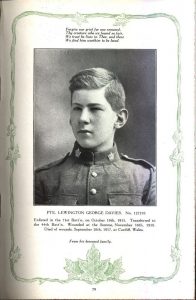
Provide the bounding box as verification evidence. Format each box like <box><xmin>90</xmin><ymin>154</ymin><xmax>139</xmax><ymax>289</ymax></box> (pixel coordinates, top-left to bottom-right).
<box><xmin>34</xmin><ymin>49</ymin><xmax>156</xmax><ymax>206</ymax></box>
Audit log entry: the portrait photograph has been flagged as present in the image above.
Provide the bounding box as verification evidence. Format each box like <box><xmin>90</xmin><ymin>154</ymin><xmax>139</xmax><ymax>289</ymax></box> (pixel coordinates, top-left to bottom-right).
<box><xmin>34</xmin><ymin>49</ymin><xmax>156</xmax><ymax>206</ymax></box>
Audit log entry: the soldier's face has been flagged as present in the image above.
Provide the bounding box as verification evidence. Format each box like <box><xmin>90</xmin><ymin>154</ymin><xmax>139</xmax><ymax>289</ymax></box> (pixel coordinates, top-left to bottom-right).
<box><xmin>70</xmin><ymin>88</ymin><xmax>118</xmax><ymax>152</ymax></box>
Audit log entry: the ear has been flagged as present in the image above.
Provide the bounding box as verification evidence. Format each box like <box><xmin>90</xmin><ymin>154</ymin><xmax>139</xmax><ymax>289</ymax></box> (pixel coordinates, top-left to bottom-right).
<box><xmin>114</xmin><ymin>108</ymin><xmax>128</xmax><ymax>129</ymax></box>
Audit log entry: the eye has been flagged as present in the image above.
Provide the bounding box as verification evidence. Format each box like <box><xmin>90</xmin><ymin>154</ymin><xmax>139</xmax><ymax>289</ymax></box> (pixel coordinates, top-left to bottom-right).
<box><xmin>72</xmin><ymin>106</ymin><xmax>82</xmax><ymax>111</ymax></box>
<box><xmin>90</xmin><ymin>107</ymin><xmax>103</xmax><ymax>111</ymax></box>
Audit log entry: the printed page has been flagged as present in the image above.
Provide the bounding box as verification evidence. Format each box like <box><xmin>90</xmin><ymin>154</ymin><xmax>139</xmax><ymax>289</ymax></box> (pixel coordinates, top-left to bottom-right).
<box><xmin>0</xmin><ymin>0</ymin><xmax>195</xmax><ymax>299</ymax></box>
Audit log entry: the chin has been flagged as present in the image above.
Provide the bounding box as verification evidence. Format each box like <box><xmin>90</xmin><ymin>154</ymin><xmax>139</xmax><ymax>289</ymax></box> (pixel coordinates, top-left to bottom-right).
<box><xmin>77</xmin><ymin>140</ymin><xmax>96</xmax><ymax>150</ymax></box>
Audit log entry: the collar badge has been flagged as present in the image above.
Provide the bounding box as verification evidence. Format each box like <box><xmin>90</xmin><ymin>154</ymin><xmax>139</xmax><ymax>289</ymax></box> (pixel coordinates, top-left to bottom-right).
<box><xmin>108</xmin><ymin>152</ymin><xmax>114</xmax><ymax>161</ymax></box>
<box><xmin>75</xmin><ymin>148</ymin><xmax>81</xmax><ymax>158</ymax></box>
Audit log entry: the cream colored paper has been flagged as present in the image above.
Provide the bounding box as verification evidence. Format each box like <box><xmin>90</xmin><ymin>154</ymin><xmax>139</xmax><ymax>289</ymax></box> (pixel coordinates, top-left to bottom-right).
<box><xmin>0</xmin><ymin>0</ymin><xmax>195</xmax><ymax>299</ymax></box>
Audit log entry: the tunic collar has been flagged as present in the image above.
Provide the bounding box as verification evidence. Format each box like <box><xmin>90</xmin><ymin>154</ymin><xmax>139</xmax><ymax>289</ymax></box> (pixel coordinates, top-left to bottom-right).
<box><xmin>71</xmin><ymin>141</ymin><xmax>120</xmax><ymax>165</ymax></box>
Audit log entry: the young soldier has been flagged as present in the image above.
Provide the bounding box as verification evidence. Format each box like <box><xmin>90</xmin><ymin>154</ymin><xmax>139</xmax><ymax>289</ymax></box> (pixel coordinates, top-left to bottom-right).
<box><xmin>35</xmin><ymin>68</ymin><xmax>156</xmax><ymax>206</ymax></box>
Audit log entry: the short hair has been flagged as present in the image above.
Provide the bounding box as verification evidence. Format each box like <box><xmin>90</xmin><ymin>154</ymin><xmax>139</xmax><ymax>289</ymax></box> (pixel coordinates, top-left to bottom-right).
<box><xmin>69</xmin><ymin>67</ymin><xmax>126</xmax><ymax>111</ymax></box>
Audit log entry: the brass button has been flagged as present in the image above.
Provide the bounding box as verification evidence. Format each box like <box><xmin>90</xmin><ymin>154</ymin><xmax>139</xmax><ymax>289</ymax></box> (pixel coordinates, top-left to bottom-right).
<box><xmin>91</xmin><ymin>172</ymin><xmax>97</xmax><ymax>177</ymax></box>
<box><xmin>90</xmin><ymin>188</ymin><xmax>97</xmax><ymax>195</ymax></box>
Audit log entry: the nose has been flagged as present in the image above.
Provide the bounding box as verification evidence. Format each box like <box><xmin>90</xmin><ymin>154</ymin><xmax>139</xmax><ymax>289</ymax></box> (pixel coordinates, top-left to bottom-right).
<box><xmin>79</xmin><ymin>108</ymin><xmax>90</xmax><ymax>124</ymax></box>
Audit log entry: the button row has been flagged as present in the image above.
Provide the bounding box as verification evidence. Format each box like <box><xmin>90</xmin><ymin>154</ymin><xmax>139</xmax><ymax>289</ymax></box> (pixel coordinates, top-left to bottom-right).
<box><xmin>90</xmin><ymin>172</ymin><xmax>97</xmax><ymax>195</ymax></box>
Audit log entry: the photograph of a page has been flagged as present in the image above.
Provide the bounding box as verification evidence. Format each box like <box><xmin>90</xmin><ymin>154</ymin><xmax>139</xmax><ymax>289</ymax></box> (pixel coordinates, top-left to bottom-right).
<box><xmin>0</xmin><ymin>0</ymin><xmax>194</xmax><ymax>299</ymax></box>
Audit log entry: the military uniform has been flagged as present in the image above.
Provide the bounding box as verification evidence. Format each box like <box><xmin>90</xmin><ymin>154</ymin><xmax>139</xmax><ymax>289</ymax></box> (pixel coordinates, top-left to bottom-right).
<box><xmin>35</xmin><ymin>142</ymin><xmax>156</xmax><ymax>206</ymax></box>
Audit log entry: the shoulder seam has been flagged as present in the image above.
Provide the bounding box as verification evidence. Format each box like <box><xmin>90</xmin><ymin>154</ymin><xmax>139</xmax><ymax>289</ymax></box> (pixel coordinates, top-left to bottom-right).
<box><xmin>35</xmin><ymin>153</ymin><xmax>70</xmax><ymax>172</ymax></box>
<box><xmin>121</xmin><ymin>153</ymin><xmax>155</xmax><ymax>170</ymax></box>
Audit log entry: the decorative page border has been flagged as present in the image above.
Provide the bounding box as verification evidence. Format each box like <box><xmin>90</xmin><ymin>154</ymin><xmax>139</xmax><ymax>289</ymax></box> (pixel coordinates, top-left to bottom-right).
<box><xmin>6</xmin><ymin>12</ymin><xmax>182</xmax><ymax>285</ymax></box>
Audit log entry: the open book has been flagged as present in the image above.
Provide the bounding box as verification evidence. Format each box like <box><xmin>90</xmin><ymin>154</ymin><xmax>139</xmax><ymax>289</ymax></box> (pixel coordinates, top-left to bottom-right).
<box><xmin>0</xmin><ymin>0</ymin><xmax>195</xmax><ymax>299</ymax></box>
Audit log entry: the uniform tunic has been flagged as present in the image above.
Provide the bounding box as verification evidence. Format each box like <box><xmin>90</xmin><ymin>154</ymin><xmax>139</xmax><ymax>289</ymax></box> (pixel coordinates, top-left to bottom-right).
<box><xmin>35</xmin><ymin>143</ymin><xmax>156</xmax><ymax>206</ymax></box>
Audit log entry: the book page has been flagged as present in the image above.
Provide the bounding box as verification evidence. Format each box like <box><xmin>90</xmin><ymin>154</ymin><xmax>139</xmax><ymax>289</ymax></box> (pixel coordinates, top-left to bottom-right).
<box><xmin>0</xmin><ymin>0</ymin><xmax>195</xmax><ymax>299</ymax></box>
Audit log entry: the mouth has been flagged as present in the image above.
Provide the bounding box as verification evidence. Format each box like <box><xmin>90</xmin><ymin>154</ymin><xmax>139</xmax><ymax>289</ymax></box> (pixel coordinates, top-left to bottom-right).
<box><xmin>78</xmin><ymin>129</ymin><xmax>92</xmax><ymax>134</ymax></box>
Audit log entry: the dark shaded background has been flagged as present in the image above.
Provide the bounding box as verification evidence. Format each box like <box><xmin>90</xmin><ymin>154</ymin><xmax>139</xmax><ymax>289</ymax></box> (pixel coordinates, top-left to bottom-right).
<box><xmin>34</xmin><ymin>49</ymin><xmax>156</xmax><ymax>168</ymax></box>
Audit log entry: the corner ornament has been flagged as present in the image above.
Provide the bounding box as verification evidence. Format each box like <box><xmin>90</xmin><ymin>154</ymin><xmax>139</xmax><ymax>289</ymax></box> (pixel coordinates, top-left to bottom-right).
<box><xmin>64</xmin><ymin>244</ymin><xmax>124</xmax><ymax>284</ymax></box>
